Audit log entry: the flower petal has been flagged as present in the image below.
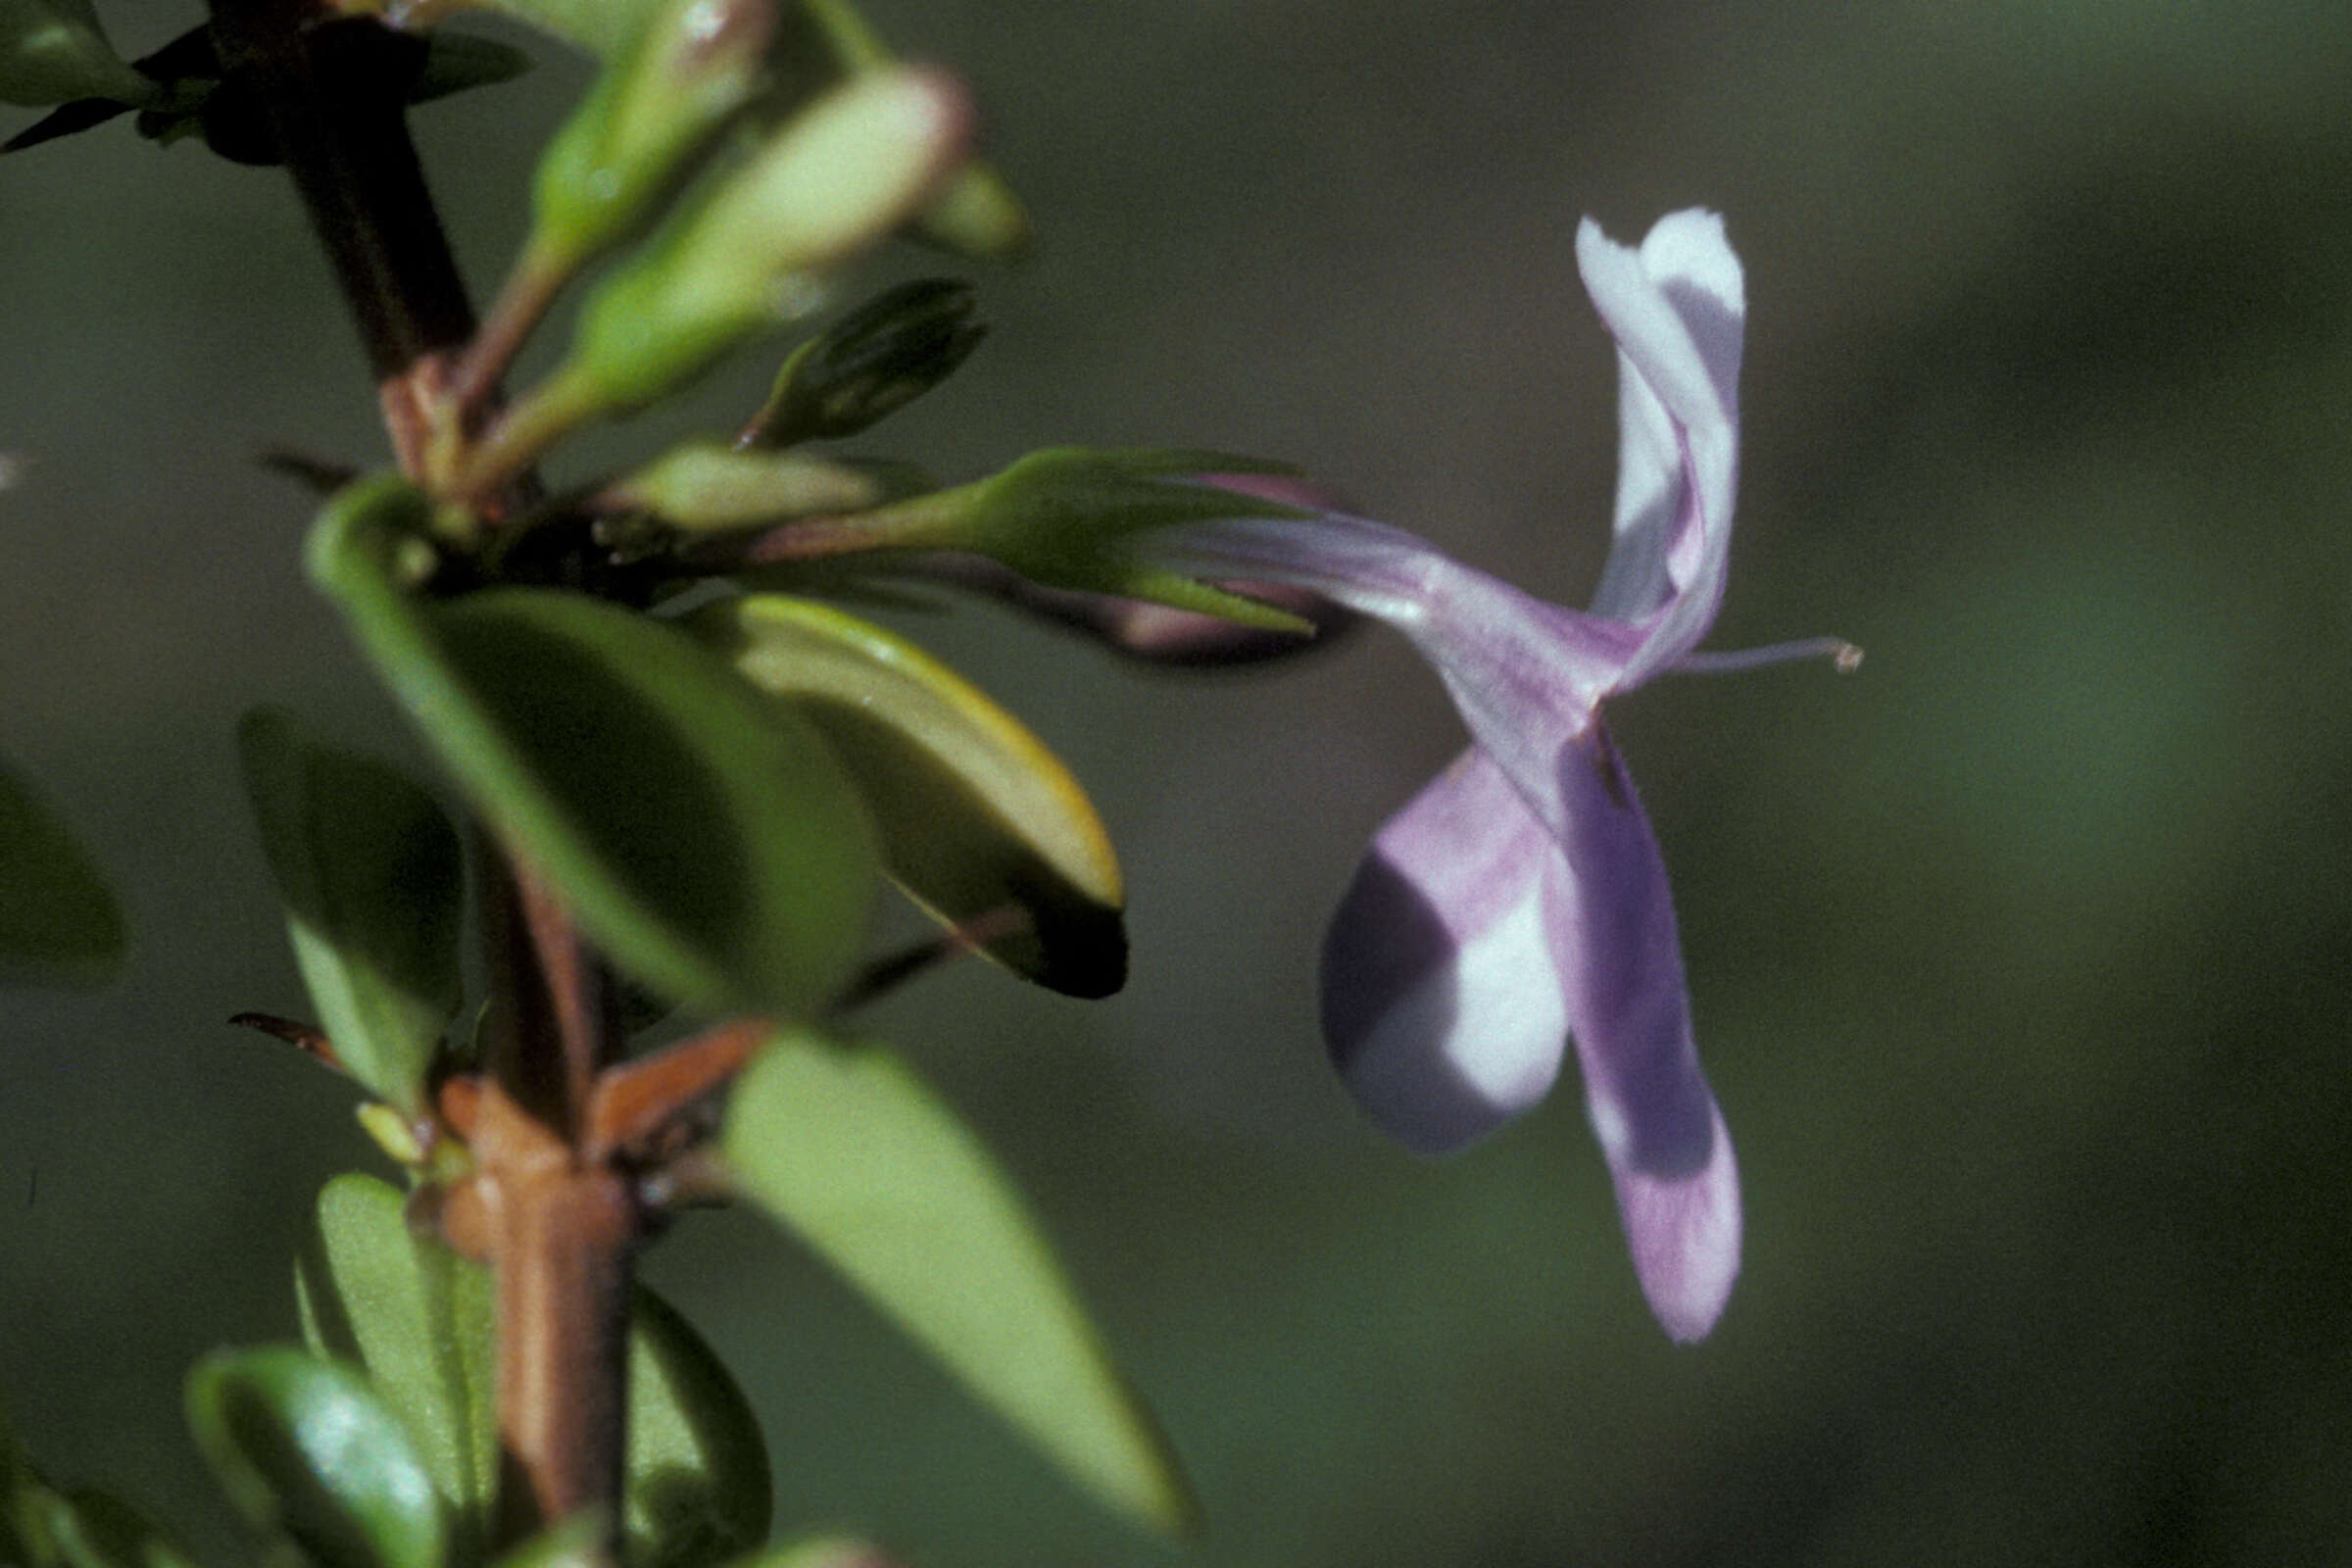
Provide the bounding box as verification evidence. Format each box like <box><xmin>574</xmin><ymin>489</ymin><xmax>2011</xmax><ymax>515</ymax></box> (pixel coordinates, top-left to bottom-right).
<box><xmin>1320</xmin><ymin>748</ymin><xmax>1570</xmax><ymax>1154</ymax></box>
<box><xmin>1575</xmin><ymin>210</ymin><xmax>1744</xmax><ymax>688</ymax></box>
<box><xmin>1552</xmin><ymin>721</ymin><xmax>1740</xmax><ymax>1342</ymax></box>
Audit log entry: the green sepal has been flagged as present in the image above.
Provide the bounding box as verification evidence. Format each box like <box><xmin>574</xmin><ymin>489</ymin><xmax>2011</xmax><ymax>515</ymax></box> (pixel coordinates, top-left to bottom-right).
<box><xmin>723</xmin><ymin>1031</ymin><xmax>1197</xmax><ymax>1535</ymax></box>
<box><xmin>855</xmin><ymin>447</ymin><xmax>1316</xmax><ymax>632</ymax></box>
<box><xmin>238</xmin><ymin>710</ymin><xmax>466</xmax><ymax>1115</ymax></box>
<box><xmin>0</xmin><ymin>757</ymin><xmax>124</xmax><ymax>986</ymax></box>
<box><xmin>297</xmin><ymin>1173</ymin><xmax>771</xmax><ymax>1568</ymax></box>
<box><xmin>308</xmin><ymin>474</ymin><xmax>878</xmax><ymax>1020</ymax></box>
<box><xmin>0</xmin><ymin>0</ymin><xmax>153</xmax><ymax>108</ymax></box>
<box><xmin>606</xmin><ymin>441</ymin><xmax>885</xmax><ymax>532</ymax></box>
<box><xmin>527</xmin><ymin>0</ymin><xmax>774</xmax><ymax>279</ymax></box>
<box><xmin>185</xmin><ymin>1348</ymin><xmax>445</xmax><ymax>1568</ymax></box>
<box><xmin>692</xmin><ymin>595</ymin><xmax>1127</xmax><ymax>997</ymax></box>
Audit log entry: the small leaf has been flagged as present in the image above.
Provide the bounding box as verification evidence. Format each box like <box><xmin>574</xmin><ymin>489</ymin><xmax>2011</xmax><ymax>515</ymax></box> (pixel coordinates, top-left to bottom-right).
<box><xmin>0</xmin><ymin>758</ymin><xmax>123</xmax><ymax>986</ymax></box>
<box><xmin>626</xmin><ymin>1287</ymin><xmax>770</xmax><ymax>1568</ymax></box>
<box><xmin>308</xmin><ymin>475</ymin><xmax>878</xmax><ymax>1019</ymax></box>
<box><xmin>299</xmin><ymin>1172</ymin><xmax>771</xmax><ymax>1568</ymax></box>
<box><xmin>693</xmin><ymin>595</ymin><xmax>1126</xmax><ymax>997</ymax></box>
<box><xmin>723</xmin><ymin>1031</ymin><xmax>1195</xmax><ymax>1534</ymax></box>
<box><xmin>186</xmin><ymin>1348</ymin><xmax>444</xmax><ymax>1568</ymax></box>
<box><xmin>36</xmin><ymin>1488</ymin><xmax>203</xmax><ymax>1568</ymax></box>
<box><xmin>0</xmin><ymin>0</ymin><xmax>154</xmax><ymax>108</ymax></box>
<box><xmin>734</xmin><ymin>1539</ymin><xmax>903</xmax><ymax>1568</ymax></box>
<box><xmin>239</xmin><ymin>710</ymin><xmax>466</xmax><ymax>1114</ymax></box>
<box><xmin>296</xmin><ymin>1174</ymin><xmax>498</xmax><ymax>1558</ymax></box>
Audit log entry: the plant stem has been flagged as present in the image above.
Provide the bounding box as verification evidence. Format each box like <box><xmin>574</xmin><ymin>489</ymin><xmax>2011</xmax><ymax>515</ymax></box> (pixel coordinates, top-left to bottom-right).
<box><xmin>204</xmin><ymin>0</ymin><xmax>476</xmax><ymax>475</ymax></box>
<box><xmin>210</xmin><ymin>0</ymin><xmax>641</xmax><ymax>1546</ymax></box>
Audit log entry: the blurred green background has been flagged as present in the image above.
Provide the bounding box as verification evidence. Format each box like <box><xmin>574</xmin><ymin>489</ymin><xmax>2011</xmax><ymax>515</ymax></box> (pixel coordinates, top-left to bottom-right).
<box><xmin>6</xmin><ymin>0</ymin><xmax>2352</xmax><ymax>1562</ymax></box>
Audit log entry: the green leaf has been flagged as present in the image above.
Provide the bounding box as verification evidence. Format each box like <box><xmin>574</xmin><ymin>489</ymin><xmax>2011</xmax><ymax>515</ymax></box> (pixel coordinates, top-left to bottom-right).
<box><xmin>0</xmin><ymin>757</ymin><xmax>124</xmax><ymax>986</ymax></box>
<box><xmin>298</xmin><ymin>1173</ymin><xmax>771</xmax><ymax>1568</ymax></box>
<box><xmin>733</xmin><ymin>1540</ymin><xmax>901</xmax><ymax>1568</ymax></box>
<box><xmin>239</xmin><ymin>710</ymin><xmax>466</xmax><ymax>1114</ymax></box>
<box><xmin>35</xmin><ymin>1489</ymin><xmax>203</xmax><ymax>1568</ymax></box>
<box><xmin>1</xmin><ymin>1403</ymin><xmax>199</xmax><ymax>1568</ymax></box>
<box><xmin>723</xmin><ymin>1032</ymin><xmax>1195</xmax><ymax>1534</ymax></box>
<box><xmin>0</xmin><ymin>0</ymin><xmax>153</xmax><ymax>107</ymax></box>
<box><xmin>625</xmin><ymin>1286</ymin><xmax>771</xmax><ymax>1568</ymax></box>
<box><xmin>186</xmin><ymin>1348</ymin><xmax>445</xmax><ymax>1568</ymax></box>
<box><xmin>307</xmin><ymin>475</ymin><xmax>878</xmax><ymax>1019</ymax></box>
<box><xmin>693</xmin><ymin>595</ymin><xmax>1126</xmax><ymax>998</ymax></box>
<box><xmin>296</xmin><ymin>1174</ymin><xmax>497</xmax><ymax>1561</ymax></box>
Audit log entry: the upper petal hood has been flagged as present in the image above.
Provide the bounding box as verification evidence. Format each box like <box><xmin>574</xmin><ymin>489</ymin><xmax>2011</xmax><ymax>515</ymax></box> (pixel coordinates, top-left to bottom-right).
<box><xmin>1576</xmin><ymin>211</ymin><xmax>1745</xmax><ymax>689</ymax></box>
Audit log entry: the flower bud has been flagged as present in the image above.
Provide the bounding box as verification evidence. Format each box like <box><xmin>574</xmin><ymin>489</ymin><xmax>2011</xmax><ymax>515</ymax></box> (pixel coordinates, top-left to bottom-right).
<box><xmin>529</xmin><ymin>0</ymin><xmax>777</xmax><ymax>273</ymax></box>
<box><xmin>562</xmin><ymin>65</ymin><xmax>970</xmax><ymax>416</ymax></box>
<box><xmin>742</xmin><ymin>277</ymin><xmax>986</xmax><ymax>448</ymax></box>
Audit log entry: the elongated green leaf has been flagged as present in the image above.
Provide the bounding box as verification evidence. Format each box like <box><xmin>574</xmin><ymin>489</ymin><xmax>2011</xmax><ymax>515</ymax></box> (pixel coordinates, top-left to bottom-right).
<box><xmin>307</xmin><ymin>475</ymin><xmax>877</xmax><ymax>1019</ymax></box>
<box><xmin>298</xmin><ymin>1173</ymin><xmax>769</xmax><ymax>1568</ymax></box>
<box><xmin>0</xmin><ymin>758</ymin><xmax>123</xmax><ymax>986</ymax></box>
<box><xmin>296</xmin><ymin>1174</ymin><xmax>497</xmax><ymax>1561</ymax></box>
<box><xmin>624</xmin><ymin>1286</ymin><xmax>770</xmax><ymax>1568</ymax></box>
<box><xmin>2</xmin><ymin>1403</ymin><xmax>198</xmax><ymax>1568</ymax></box>
<box><xmin>35</xmin><ymin>1488</ymin><xmax>202</xmax><ymax>1568</ymax></box>
<box><xmin>239</xmin><ymin>710</ymin><xmax>465</xmax><ymax>1113</ymax></box>
<box><xmin>186</xmin><ymin>1348</ymin><xmax>444</xmax><ymax>1568</ymax></box>
<box><xmin>723</xmin><ymin>1031</ymin><xmax>1195</xmax><ymax>1534</ymax></box>
<box><xmin>694</xmin><ymin>595</ymin><xmax>1126</xmax><ymax>997</ymax></box>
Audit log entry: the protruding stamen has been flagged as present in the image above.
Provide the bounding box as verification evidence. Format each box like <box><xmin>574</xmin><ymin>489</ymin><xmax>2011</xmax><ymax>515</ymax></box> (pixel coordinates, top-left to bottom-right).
<box><xmin>1673</xmin><ymin>636</ymin><xmax>1861</xmax><ymax>677</ymax></box>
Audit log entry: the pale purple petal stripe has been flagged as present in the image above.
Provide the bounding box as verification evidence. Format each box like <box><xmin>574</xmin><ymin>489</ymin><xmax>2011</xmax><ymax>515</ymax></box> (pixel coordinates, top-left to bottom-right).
<box><xmin>1551</xmin><ymin>721</ymin><xmax>1740</xmax><ymax>1342</ymax></box>
<box><xmin>1321</xmin><ymin>749</ymin><xmax>1571</xmax><ymax>1154</ymax></box>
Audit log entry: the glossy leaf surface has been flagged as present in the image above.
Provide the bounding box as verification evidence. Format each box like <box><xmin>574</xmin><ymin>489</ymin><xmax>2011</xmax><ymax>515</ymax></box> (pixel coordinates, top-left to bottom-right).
<box><xmin>309</xmin><ymin>476</ymin><xmax>877</xmax><ymax>1019</ymax></box>
<box><xmin>296</xmin><ymin>1174</ymin><xmax>497</xmax><ymax>1559</ymax></box>
<box><xmin>186</xmin><ymin>1348</ymin><xmax>444</xmax><ymax>1568</ymax></box>
<box><xmin>723</xmin><ymin>1031</ymin><xmax>1194</xmax><ymax>1533</ymax></box>
<box><xmin>239</xmin><ymin>710</ymin><xmax>466</xmax><ymax>1114</ymax></box>
<box><xmin>298</xmin><ymin>1173</ymin><xmax>769</xmax><ymax>1568</ymax></box>
<box><xmin>695</xmin><ymin>595</ymin><xmax>1126</xmax><ymax>997</ymax></box>
<box><xmin>0</xmin><ymin>758</ymin><xmax>123</xmax><ymax>985</ymax></box>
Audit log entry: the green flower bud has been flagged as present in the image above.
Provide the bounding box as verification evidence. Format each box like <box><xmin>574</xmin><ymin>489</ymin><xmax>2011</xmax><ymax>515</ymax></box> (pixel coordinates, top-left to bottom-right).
<box><xmin>1</xmin><ymin>0</ymin><xmax>154</xmax><ymax>108</ymax></box>
<box><xmin>744</xmin><ymin>277</ymin><xmax>986</xmax><ymax>448</ymax></box>
<box><xmin>464</xmin><ymin>67</ymin><xmax>969</xmax><ymax>495</ymax></box>
<box><xmin>530</xmin><ymin>0</ymin><xmax>777</xmax><ymax>273</ymax></box>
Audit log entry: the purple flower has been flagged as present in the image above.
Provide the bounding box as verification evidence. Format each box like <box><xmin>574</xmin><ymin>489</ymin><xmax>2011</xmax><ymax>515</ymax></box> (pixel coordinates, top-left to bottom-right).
<box><xmin>1152</xmin><ymin>211</ymin><xmax>1851</xmax><ymax>1342</ymax></box>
